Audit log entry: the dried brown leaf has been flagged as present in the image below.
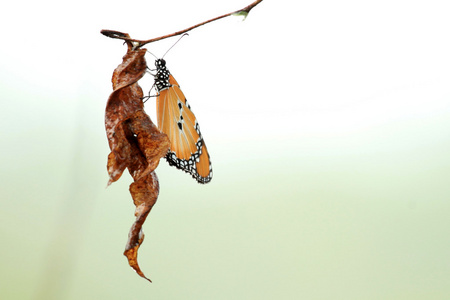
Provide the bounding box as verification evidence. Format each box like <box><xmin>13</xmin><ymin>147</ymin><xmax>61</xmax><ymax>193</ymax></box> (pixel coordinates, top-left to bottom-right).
<box><xmin>105</xmin><ymin>40</ymin><xmax>170</xmax><ymax>282</ymax></box>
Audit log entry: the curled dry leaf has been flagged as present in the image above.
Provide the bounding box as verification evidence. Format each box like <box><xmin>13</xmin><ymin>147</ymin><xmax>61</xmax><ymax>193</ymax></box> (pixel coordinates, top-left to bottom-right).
<box><xmin>105</xmin><ymin>39</ymin><xmax>170</xmax><ymax>283</ymax></box>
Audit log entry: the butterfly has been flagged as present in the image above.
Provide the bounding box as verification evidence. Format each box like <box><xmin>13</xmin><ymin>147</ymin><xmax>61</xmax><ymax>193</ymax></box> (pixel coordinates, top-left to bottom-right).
<box><xmin>152</xmin><ymin>58</ymin><xmax>212</xmax><ymax>184</ymax></box>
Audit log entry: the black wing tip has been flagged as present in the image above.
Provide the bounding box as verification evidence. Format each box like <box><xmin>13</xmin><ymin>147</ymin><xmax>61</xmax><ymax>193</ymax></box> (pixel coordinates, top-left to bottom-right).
<box><xmin>165</xmin><ymin>154</ymin><xmax>212</xmax><ymax>184</ymax></box>
<box><xmin>195</xmin><ymin>173</ymin><xmax>213</xmax><ymax>184</ymax></box>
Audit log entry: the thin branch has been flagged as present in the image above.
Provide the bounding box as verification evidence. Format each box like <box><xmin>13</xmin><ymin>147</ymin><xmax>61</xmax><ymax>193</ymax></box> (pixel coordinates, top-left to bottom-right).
<box><xmin>101</xmin><ymin>0</ymin><xmax>263</xmax><ymax>47</ymax></box>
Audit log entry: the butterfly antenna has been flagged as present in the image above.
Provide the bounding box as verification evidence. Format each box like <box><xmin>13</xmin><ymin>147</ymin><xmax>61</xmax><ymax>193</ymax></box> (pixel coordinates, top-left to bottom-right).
<box><xmin>146</xmin><ymin>50</ymin><xmax>158</xmax><ymax>59</ymax></box>
<box><xmin>162</xmin><ymin>33</ymin><xmax>189</xmax><ymax>59</ymax></box>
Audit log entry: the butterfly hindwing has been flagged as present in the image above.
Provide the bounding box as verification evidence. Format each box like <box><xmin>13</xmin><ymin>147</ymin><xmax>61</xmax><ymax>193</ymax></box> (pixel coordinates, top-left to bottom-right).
<box><xmin>154</xmin><ymin>59</ymin><xmax>212</xmax><ymax>184</ymax></box>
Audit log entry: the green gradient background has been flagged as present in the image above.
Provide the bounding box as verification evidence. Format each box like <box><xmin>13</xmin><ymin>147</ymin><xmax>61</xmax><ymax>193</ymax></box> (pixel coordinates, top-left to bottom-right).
<box><xmin>2</xmin><ymin>91</ymin><xmax>450</xmax><ymax>299</ymax></box>
<box><xmin>2</xmin><ymin>0</ymin><xmax>450</xmax><ymax>299</ymax></box>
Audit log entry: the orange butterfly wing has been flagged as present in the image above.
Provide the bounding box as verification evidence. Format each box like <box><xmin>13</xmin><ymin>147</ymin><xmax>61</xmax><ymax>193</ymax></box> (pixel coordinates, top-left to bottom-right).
<box><xmin>155</xmin><ymin>60</ymin><xmax>212</xmax><ymax>184</ymax></box>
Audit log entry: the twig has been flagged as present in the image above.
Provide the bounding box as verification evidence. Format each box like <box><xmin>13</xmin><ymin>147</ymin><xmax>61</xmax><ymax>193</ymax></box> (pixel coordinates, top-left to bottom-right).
<box><xmin>101</xmin><ymin>0</ymin><xmax>263</xmax><ymax>47</ymax></box>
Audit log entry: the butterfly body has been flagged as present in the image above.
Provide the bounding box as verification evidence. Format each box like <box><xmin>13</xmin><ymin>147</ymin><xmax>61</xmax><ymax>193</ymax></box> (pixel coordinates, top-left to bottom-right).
<box><xmin>154</xmin><ymin>59</ymin><xmax>212</xmax><ymax>184</ymax></box>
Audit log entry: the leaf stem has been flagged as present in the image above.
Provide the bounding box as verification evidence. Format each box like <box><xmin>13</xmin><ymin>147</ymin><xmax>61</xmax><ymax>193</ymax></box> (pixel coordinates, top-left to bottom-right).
<box><xmin>101</xmin><ymin>0</ymin><xmax>263</xmax><ymax>47</ymax></box>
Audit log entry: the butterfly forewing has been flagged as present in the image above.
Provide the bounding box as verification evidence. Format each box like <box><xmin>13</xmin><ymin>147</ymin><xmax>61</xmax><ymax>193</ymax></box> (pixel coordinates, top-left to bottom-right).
<box><xmin>154</xmin><ymin>59</ymin><xmax>212</xmax><ymax>184</ymax></box>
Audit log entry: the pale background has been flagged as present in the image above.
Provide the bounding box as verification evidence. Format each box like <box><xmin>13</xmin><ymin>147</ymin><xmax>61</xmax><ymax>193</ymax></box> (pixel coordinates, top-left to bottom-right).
<box><xmin>2</xmin><ymin>0</ymin><xmax>450</xmax><ymax>299</ymax></box>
